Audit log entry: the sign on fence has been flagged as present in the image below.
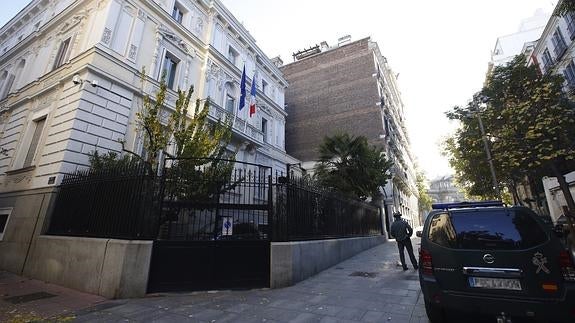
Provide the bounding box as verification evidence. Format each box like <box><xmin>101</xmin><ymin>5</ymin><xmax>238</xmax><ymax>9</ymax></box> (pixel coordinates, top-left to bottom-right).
<box><xmin>222</xmin><ymin>216</ymin><xmax>233</xmax><ymax>236</ymax></box>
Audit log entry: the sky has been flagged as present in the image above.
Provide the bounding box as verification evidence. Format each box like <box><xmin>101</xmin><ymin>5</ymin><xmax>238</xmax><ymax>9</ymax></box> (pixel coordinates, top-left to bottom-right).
<box><xmin>0</xmin><ymin>0</ymin><xmax>557</xmax><ymax>179</ymax></box>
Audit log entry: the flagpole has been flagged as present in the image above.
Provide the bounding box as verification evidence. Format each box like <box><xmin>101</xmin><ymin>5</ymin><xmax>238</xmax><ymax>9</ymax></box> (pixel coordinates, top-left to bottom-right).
<box><xmin>238</xmin><ymin>64</ymin><xmax>247</xmax><ymax>132</ymax></box>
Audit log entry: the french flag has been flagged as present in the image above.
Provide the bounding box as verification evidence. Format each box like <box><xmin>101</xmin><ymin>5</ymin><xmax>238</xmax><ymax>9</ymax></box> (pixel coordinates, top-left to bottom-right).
<box><xmin>249</xmin><ymin>73</ymin><xmax>257</xmax><ymax>117</ymax></box>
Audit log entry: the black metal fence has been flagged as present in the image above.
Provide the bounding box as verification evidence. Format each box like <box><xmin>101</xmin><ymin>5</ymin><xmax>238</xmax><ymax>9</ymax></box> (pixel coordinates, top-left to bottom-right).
<box><xmin>272</xmin><ymin>175</ymin><xmax>382</xmax><ymax>241</ymax></box>
<box><xmin>158</xmin><ymin>157</ymin><xmax>272</xmax><ymax>241</ymax></box>
<box><xmin>46</xmin><ymin>162</ymin><xmax>159</xmax><ymax>240</ymax></box>
<box><xmin>45</xmin><ymin>159</ymin><xmax>382</xmax><ymax>242</ymax></box>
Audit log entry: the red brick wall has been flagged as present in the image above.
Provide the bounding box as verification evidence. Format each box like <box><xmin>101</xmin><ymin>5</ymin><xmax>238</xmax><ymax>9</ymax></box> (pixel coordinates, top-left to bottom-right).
<box><xmin>281</xmin><ymin>38</ymin><xmax>383</xmax><ymax>162</ymax></box>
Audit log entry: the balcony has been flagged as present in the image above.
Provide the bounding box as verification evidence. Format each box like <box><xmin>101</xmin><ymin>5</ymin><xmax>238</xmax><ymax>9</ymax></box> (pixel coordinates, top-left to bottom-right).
<box><xmin>208</xmin><ymin>102</ymin><xmax>264</xmax><ymax>145</ymax></box>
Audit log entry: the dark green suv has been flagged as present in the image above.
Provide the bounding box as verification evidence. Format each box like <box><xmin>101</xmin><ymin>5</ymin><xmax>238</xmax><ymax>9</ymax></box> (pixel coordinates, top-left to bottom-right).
<box><xmin>418</xmin><ymin>201</ymin><xmax>575</xmax><ymax>323</ymax></box>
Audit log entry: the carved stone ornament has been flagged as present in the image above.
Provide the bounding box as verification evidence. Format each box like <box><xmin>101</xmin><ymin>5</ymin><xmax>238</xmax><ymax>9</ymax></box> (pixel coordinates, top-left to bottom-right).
<box><xmin>206</xmin><ymin>59</ymin><xmax>224</xmax><ymax>91</ymax></box>
<box><xmin>158</xmin><ymin>26</ymin><xmax>190</xmax><ymax>53</ymax></box>
<box><xmin>8</xmin><ymin>173</ymin><xmax>32</xmax><ymax>185</ymax></box>
<box><xmin>97</xmin><ymin>0</ymin><xmax>110</xmax><ymax>10</ymax></box>
<box><xmin>195</xmin><ymin>17</ymin><xmax>204</xmax><ymax>35</ymax></box>
<box><xmin>58</xmin><ymin>10</ymin><xmax>90</xmax><ymax>35</ymax></box>
<box><xmin>259</xmin><ymin>105</ymin><xmax>271</xmax><ymax>115</ymax></box>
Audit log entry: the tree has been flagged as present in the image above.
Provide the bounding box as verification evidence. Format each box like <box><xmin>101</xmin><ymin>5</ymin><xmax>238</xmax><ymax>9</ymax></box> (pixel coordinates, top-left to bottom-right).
<box><xmin>446</xmin><ymin>55</ymin><xmax>575</xmax><ymax>234</ymax></box>
<box><xmin>416</xmin><ymin>171</ymin><xmax>432</xmax><ymax>215</ymax></box>
<box><xmin>442</xmin><ymin>122</ymin><xmax>503</xmax><ymax>199</ymax></box>
<box><xmin>91</xmin><ymin>71</ymin><xmax>235</xmax><ymax>203</ymax></box>
<box><xmin>314</xmin><ymin>133</ymin><xmax>393</xmax><ymax>200</ymax></box>
<box><xmin>133</xmin><ymin>73</ymin><xmax>235</xmax><ymax>204</ymax></box>
<box><xmin>556</xmin><ymin>0</ymin><xmax>575</xmax><ymax>17</ymax></box>
<box><xmin>134</xmin><ymin>71</ymin><xmax>232</xmax><ymax>172</ymax></box>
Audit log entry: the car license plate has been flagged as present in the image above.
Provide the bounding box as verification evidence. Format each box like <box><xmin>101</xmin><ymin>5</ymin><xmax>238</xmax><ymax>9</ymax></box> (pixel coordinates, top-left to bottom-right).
<box><xmin>468</xmin><ymin>277</ymin><xmax>522</xmax><ymax>291</ymax></box>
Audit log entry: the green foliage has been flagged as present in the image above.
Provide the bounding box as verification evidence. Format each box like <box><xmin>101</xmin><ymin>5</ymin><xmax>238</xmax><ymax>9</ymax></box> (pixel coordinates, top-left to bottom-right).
<box><xmin>137</xmin><ymin>70</ymin><xmax>170</xmax><ymax>168</ymax></box>
<box><xmin>556</xmin><ymin>0</ymin><xmax>575</xmax><ymax>16</ymax></box>
<box><xmin>416</xmin><ymin>171</ymin><xmax>432</xmax><ymax>213</ymax></box>
<box><xmin>445</xmin><ymin>55</ymin><xmax>575</xmax><ymax>209</ymax></box>
<box><xmin>88</xmin><ymin>150</ymin><xmax>135</xmax><ymax>171</ymax></box>
<box><xmin>135</xmin><ymin>69</ymin><xmax>233</xmax><ymax>166</ymax></box>
<box><xmin>89</xmin><ymin>69</ymin><xmax>235</xmax><ymax>199</ymax></box>
<box><xmin>314</xmin><ymin>133</ymin><xmax>393</xmax><ymax>200</ymax></box>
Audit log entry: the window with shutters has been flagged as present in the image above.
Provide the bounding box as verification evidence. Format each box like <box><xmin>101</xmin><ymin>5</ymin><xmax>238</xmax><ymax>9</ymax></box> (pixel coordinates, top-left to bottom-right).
<box><xmin>161</xmin><ymin>52</ymin><xmax>179</xmax><ymax>89</ymax></box>
<box><xmin>22</xmin><ymin>117</ymin><xmax>46</xmax><ymax>168</ymax></box>
<box><xmin>224</xmin><ymin>82</ymin><xmax>237</xmax><ymax>114</ymax></box>
<box><xmin>172</xmin><ymin>2</ymin><xmax>185</xmax><ymax>23</ymax></box>
<box><xmin>261</xmin><ymin>118</ymin><xmax>268</xmax><ymax>143</ymax></box>
<box><xmin>541</xmin><ymin>48</ymin><xmax>554</xmax><ymax>73</ymax></box>
<box><xmin>52</xmin><ymin>37</ymin><xmax>71</xmax><ymax>70</ymax></box>
<box><xmin>262</xmin><ymin>79</ymin><xmax>268</xmax><ymax>95</ymax></box>
<box><xmin>564</xmin><ymin>60</ymin><xmax>575</xmax><ymax>86</ymax></box>
<box><xmin>225</xmin><ymin>94</ymin><xmax>235</xmax><ymax>114</ymax></box>
<box><xmin>227</xmin><ymin>46</ymin><xmax>239</xmax><ymax>66</ymax></box>
<box><xmin>0</xmin><ymin>207</ymin><xmax>13</xmax><ymax>241</ymax></box>
<box><xmin>566</xmin><ymin>13</ymin><xmax>575</xmax><ymax>40</ymax></box>
<box><xmin>0</xmin><ymin>71</ymin><xmax>15</xmax><ymax>100</ymax></box>
<box><xmin>552</xmin><ymin>28</ymin><xmax>568</xmax><ymax>58</ymax></box>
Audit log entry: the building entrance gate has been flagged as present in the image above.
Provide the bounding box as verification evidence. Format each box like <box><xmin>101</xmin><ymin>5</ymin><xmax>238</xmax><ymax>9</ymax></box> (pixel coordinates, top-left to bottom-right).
<box><xmin>147</xmin><ymin>158</ymin><xmax>272</xmax><ymax>292</ymax></box>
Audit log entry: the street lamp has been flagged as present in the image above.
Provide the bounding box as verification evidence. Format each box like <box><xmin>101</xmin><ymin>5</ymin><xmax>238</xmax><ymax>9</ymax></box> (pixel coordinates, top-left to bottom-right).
<box><xmin>472</xmin><ymin>95</ymin><xmax>501</xmax><ymax>200</ymax></box>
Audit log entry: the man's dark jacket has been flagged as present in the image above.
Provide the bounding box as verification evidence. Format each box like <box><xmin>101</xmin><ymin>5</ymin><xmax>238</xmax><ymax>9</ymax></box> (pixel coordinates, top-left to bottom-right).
<box><xmin>390</xmin><ymin>218</ymin><xmax>413</xmax><ymax>242</ymax></box>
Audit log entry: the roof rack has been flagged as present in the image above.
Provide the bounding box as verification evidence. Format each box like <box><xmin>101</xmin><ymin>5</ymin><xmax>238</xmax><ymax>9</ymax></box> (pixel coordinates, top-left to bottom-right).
<box><xmin>432</xmin><ymin>201</ymin><xmax>503</xmax><ymax>210</ymax></box>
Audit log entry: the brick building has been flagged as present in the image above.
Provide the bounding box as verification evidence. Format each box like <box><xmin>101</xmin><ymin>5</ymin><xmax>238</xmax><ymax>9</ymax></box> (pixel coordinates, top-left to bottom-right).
<box><xmin>280</xmin><ymin>36</ymin><xmax>419</xmax><ymax>232</ymax></box>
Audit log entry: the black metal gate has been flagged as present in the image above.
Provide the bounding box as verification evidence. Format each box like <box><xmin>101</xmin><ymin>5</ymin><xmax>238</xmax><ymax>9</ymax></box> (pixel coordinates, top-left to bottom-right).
<box><xmin>147</xmin><ymin>158</ymin><xmax>272</xmax><ymax>293</ymax></box>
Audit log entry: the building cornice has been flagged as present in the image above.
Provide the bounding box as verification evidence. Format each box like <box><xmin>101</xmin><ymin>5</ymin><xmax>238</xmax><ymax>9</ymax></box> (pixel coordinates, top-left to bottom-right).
<box><xmin>209</xmin><ymin>0</ymin><xmax>288</xmax><ymax>87</ymax></box>
<box><xmin>0</xmin><ymin>0</ymin><xmax>82</xmax><ymax>65</ymax></box>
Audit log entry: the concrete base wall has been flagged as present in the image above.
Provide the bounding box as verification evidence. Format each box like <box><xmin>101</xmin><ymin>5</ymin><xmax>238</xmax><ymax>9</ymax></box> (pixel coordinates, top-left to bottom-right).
<box><xmin>23</xmin><ymin>236</ymin><xmax>152</xmax><ymax>299</ymax></box>
<box><xmin>0</xmin><ymin>188</ymin><xmax>57</xmax><ymax>274</ymax></box>
<box><xmin>270</xmin><ymin>236</ymin><xmax>386</xmax><ymax>288</ymax></box>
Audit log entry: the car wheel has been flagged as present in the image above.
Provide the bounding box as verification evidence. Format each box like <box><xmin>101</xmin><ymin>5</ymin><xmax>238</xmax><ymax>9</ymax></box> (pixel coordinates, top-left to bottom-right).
<box><xmin>424</xmin><ymin>299</ymin><xmax>447</xmax><ymax>323</ymax></box>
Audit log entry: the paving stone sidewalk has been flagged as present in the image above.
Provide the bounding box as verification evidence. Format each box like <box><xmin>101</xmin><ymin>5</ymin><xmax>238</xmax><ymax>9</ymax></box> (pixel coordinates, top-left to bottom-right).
<box><xmin>0</xmin><ymin>271</ymin><xmax>106</xmax><ymax>322</ymax></box>
<box><xmin>71</xmin><ymin>239</ymin><xmax>428</xmax><ymax>323</ymax></box>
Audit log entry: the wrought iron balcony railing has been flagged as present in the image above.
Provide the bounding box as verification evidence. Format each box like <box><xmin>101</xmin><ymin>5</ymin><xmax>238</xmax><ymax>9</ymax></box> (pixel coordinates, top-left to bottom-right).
<box><xmin>208</xmin><ymin>102</ymin><xmax>264</xmax><ymax>144</ymax></box>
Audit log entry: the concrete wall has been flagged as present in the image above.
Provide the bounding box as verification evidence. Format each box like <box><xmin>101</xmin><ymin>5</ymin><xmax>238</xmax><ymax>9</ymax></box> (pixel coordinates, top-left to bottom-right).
<box><xmin>23</xmin><ymin>236</ymin><xmax>152</xmax><ymax>299</ymax></box>
<box><xmin>0</xmin><ymin>187</ymin><xmax>56</xmax><ymax>274</ymax></box>
<box><xmin>0</xmin><ymin>187</ymin><xmax>152</xmax><ymax>299</ymax></box>
<box><xmin>270</xmin><ymin>235</ymin><xmax>386</xmax><ymax>288</ymax></box>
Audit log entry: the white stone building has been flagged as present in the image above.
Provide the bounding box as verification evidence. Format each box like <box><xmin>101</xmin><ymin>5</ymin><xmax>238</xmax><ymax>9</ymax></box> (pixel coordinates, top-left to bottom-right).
<box><xmin>488</xmin><ymin>9</ymin><xmax>549</xmax><ymax>73</ymax></box>
<box><xmin>528</xmin><ymin>0</ymin><xmax>575</xmax><ymax>224</ymax></box>
<box><xmin>0</xmin><ymin>0</ymin><xmax>296</xmax><ymax>276</ymax></box>
<box><xmin>427</xmin><ymin>175</ymin><xmax>467</xmax><ymax>204</ymax></box>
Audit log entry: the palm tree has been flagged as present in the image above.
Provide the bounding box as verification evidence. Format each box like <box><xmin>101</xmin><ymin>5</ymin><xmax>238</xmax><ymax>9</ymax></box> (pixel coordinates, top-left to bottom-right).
<box><xmin>314</xmin><ymin>134</ymin><xmax>393</xmax><ymax>200</ymax></box>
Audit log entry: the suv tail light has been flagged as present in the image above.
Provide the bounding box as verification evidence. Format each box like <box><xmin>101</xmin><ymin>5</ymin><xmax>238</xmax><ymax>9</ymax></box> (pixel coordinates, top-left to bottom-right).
<box><xmin>420</xmin><ymin>249</ymin><xmax>433</xmax><ymax>275</ymax></box>
<box><xmin>559</xmin><ymin>251</ymin><xmax>575</xmax><ymax>282</ymax></box>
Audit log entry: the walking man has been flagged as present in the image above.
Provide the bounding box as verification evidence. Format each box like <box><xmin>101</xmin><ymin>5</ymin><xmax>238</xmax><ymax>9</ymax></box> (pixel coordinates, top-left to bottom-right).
<box><xmin>390</xmin><ymin>212</ymin><xmax>418</xmax><ymax>270</ymax></box>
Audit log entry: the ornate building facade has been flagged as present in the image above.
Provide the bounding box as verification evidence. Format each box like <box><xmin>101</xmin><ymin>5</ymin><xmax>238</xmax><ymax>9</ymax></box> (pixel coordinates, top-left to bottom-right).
<box><xmin>529</xmin><ymin>0</ymin><xmax>575</xmax><ymax>222</ymax></box>
<box><xmin>0</xmin><ymin>0</ymin><xmax>296</xmax><ymax>274</ymax></box>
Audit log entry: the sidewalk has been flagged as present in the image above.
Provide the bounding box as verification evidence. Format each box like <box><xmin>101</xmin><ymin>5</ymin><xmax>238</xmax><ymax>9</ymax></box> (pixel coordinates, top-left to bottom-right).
<box><xmin>0</xmin><ymin>271</ymin><xmax>106</xmax><ymax>322</ymax></box>
<box><xmin>1</xmin><ymin>239</ymin><xmax>427</xmax><ymax>322</ymax></box>
<box><xmin>71</xmin><ymin>239</ymin><xmax>428</xmax><ymax>323</ymax></box>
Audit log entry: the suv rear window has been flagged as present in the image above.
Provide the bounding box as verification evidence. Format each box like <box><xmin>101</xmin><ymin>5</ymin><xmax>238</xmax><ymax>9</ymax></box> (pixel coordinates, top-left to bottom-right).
<box><xmin>428</xmin><ymin>208</ymin><xmax>548</xmax><ymax>250</ymax></box>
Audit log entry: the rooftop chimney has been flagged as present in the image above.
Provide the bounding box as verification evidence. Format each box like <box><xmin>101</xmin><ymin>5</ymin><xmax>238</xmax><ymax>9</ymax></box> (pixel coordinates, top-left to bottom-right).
<box><xmin>338</xmin><ymin>35</ymin><xmax>352</xmax><ymax>46</ymax></box>
<box><xmin>271</xmin><ymin>56</ymin><xmax>283</xmax><ymax>68</ymax></box>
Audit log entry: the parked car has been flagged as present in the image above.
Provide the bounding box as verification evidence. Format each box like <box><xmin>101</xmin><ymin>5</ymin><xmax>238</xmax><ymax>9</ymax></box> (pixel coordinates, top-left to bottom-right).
<box><xmin>417</xmin><ymin>201</ymin><xmax>575</xmax><ymax>323</ymax></box>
